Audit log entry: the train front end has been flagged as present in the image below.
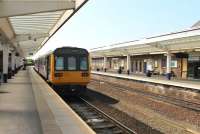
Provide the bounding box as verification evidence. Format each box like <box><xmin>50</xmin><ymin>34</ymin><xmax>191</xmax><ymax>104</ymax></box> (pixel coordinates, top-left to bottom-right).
<box><xmin>50</xmin><ymin>47</ymin><xmax>90</xmax><ymax>94</ymax></box>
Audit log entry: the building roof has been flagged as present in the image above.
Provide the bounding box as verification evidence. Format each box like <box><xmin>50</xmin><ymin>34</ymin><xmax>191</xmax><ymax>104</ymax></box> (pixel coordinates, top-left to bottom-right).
<box><xmin>91</xmin><ymin>22</ymin><xmax>200</xmax><ymax>57</ymax></box>
<box><xmin>192</xmin><ymin>20</ymin><xmax>200</xmax><ymax>28</ymax></box>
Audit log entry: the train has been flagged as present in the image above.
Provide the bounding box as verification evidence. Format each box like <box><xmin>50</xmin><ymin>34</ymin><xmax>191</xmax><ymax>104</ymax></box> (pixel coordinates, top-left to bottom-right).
<box><xmin>34</xmin><ymin>47</ymin><xmax>90</xmax><ymax>94</ymax></box>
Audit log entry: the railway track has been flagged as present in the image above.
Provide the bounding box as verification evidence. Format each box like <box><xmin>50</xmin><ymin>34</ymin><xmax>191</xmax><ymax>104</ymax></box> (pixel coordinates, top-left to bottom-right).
<box><xmin>90</xmin><ymin>79</ymin><xmax>200</xmax><ymax>112</ymax></box>
<box><xmin>64</xmin><ymin>96</ymin><xmax>137</xmax><ymax>134</ymax></box>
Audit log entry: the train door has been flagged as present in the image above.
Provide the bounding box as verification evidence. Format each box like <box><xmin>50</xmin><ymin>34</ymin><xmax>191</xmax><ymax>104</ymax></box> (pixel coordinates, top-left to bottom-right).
<box><xmin>46</xmin><ymin>56</ymin><xmax>50</xmax><ymax>80</ymax></box>
<box><xmin>0</xmin><ymin>51</ymin><xmax>3</xmax><ymax>81</ymax></box>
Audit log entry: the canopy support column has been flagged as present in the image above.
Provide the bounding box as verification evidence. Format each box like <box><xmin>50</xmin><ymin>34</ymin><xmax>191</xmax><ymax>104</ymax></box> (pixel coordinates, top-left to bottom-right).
<box><xmin>103</xmin><ymin>56</ymin><xmax>107</xmax><ymax>72</ymax></box>
<box><xmin>127</xmin><ymin>54</ymin><xmax>131</xmax><ymax>75</ymax></box>
<box><xmin>166</xmin><ymin>52</ymin><xmax>172</xmax><ymax>80</ymax></box>
<box><xmin>3</xmin><ymin>44</ymin><xmax>9</xmax><ymax>83</ymax></box>
<box><xmin>11</xmin><ymin>51</ymin><xmax>15</xmax><ymax>76</ymax></box>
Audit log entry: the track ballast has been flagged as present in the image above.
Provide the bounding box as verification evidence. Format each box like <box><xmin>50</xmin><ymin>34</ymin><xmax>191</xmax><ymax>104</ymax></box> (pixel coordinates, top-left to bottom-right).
<box><xmin>64</xmin><ymin>96</ymin><xmax>137</xmax><ymax>134</ymax></box>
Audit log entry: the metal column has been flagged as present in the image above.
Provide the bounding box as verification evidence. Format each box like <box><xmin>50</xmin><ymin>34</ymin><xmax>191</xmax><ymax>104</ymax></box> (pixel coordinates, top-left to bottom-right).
<box><xmin>103</xmin><ymin>56</ymin><xmax>107</xmax><ymax>72</ymax></box>
<box><xmin>16</xmin><ymin>56</ymin><xmax>22</xmax><ymax>71</ymax></box>
<box><xmin>127</xmin><ymin>54</ymin><xmax>131</xmax><ymax>74</ymax></box>
<box><xmin>3</xmin><ymin>44</ymin><xmax>8</xmax><ymax>83</ymax></box>
<box><xmin>166</xmin><ymin>52</ymin><xmax>171</xmax><ymax>80</ymax></box>
<box><xmin>11</xmin><ymin>51</ymin><xmax>15</xmax><ymax>76</ymax></box>
<box><xmin>15</xmin><ymin>55</ymin><xmax>19</xmax><ymax>73</ymax></box>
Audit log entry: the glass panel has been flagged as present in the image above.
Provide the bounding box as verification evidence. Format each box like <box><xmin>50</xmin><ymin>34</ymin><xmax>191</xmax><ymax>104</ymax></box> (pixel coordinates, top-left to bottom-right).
<box><xmin>135</xmin><ymin>61</ymin><xmax>138</xmax><ymax>71</ymax></box>
<box><xmin>139</xmin><ymin>61</ymin><xmax>142</xmax><ymax>72</ymax></box>
<box><xmin>171</xmin><ymin>60</ymin><xmax>177</xmax><ymax>68</ymax></box>
<box><xmin>80</xmin><ymin>57</ymin><xmax>88</xmax><ymax>70</ymax></box>
<box><xmin>161</xmin><ymin>58</ymin><xmax>166</xmax><ymax>67</ymax></box>
<box><xmin>154</xmin><ymin>60</ymin><xmax>158</xmax><ymax>68</ymax></box>
<box><xmin>68</xmin><ymin>56</ymin><xmax>76</xmax><ymax>70</ymax></box>
<box><xmin>55</xmin><ymin>56</ymin><xmax>64</xmax><ymax>70</ymax></box>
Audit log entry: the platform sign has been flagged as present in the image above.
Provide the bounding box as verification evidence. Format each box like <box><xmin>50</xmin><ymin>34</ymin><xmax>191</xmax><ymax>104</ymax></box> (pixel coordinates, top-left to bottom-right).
<box><xmin>55</xmin><ymin>47</ymin><xmax>88</xmax><ymax>55</ymax></box>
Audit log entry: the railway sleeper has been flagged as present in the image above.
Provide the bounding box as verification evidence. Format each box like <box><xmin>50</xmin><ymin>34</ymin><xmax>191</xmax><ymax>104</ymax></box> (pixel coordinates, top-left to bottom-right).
<box><xmin>95</xmin><ymin>129</ymin><xmax>124</xmax><ymax>134</ymax></box>
<box><xmin>85</xmin><ymin>116</ymin><xmax>103</xmax><ymax>120</ymax></box>
<box><xmin>78</xmin><ymin>112</ymin><xmax>98</xmax><ymax>116</ymax></box>
<box><xmin>91</xmin><ymin>122</ymin><xmax>115</xmax><ymax>129</ymax></box>
<box><xmin>72</xmin><ymin>108</ymin><xmax>94</xmax><ymax>112</ymax></box>
<box><xmin>93</xmin><ymin>126</ymin><xmax>124</xmax><ymax>134</ymax></box>
<box><xmin>87</xmin><ymin>118</ymin><xmax>105</xmax><ymax>123</ymax></box>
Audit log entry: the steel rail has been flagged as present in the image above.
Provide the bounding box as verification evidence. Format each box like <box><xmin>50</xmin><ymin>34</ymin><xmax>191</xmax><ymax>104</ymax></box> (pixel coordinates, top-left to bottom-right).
<box><xmin>90</xmin><ymin>79</ymin><xmax>200</xmax><ymax>112</ymax></box>
<box><xmin>79</xmin><ymin>97</ymin><xmax>137</xmax><ymax>134</ymax></box>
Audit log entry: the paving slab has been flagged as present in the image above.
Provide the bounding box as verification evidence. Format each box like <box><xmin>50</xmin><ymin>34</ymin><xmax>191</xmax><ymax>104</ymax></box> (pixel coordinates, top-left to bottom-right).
<box><xmin>0</xmin><ymin>70</ymin><xmax>42</xmax><ymax>134</ymax></box>
<box><xmin>29</xmin><ymin>68</ymin><xmax>95</xmax><ymax>134</ymax></box>
<box><xmin>0</xmin><ymin>68</ymin><xmax>95</xmax><ymax>134</ymax></box>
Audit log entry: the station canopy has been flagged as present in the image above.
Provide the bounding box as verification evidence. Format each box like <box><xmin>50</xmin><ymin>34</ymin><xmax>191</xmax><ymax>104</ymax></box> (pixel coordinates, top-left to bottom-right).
<box><xmin>0</xmin><ymin>0</ymin><xmax>88</xmax><ymax>57</ymax></box>
<box><xmin>91</xmin><ymin>26</ymin><xmax>200</xmax><ymax>58</ymax></box>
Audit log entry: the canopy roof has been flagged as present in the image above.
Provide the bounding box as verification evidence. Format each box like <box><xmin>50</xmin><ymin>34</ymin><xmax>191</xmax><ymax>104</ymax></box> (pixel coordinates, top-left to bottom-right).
<box><xmin>0</xmin><ymin>0</ymin><xmax>88</xmax><ymax>57</ymax></box>
<box><xmin>91</xmin><ymin>26</ymin><xmax>200</xmax><ymax>57</ymax></box>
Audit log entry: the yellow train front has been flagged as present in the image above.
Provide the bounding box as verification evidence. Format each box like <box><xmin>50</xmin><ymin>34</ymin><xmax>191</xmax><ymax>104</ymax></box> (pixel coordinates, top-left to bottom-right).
<box><xmin>35</xmin><ymin>47</ymin><xmax>90</xmax><ymax>94</ymax></box>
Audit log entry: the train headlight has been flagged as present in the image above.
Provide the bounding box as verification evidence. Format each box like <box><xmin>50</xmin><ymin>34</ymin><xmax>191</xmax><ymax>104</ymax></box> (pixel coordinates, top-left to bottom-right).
<box><xmin>81</xmin><ymin>72</ymin><xmax>89</xmax><ymax>77</ymax></box>
<box><xmin>54</xmin><ymin>73</ymin><xmax>63</xmax><ymax>77</ymax></box>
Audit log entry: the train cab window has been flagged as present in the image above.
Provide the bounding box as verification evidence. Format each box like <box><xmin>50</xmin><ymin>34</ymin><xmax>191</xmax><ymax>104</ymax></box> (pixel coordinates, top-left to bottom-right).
<box><xmin>67</xmin><ymin>56</ymin><xmax>76</xmax><ymax>70</ymax></box>
<box><xmin>80</xmin><ymin>57</ymin><xmax>88</xmax><ymax>70</ymax></box>
<box><xmin>55</xmin><ymin>56</ymin><xmax>64</xmax><ymax>70</ymax></box>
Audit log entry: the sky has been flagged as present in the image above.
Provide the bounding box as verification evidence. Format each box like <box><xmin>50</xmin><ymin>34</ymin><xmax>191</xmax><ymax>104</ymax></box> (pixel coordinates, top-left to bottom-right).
<box><xmin>36</xmin><ymin>0</ymin><xmax>200</xmax><ymax>57</ymax></box>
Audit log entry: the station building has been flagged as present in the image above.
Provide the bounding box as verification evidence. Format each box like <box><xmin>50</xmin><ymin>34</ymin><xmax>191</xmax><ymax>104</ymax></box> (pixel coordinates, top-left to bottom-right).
<box><xmin>91</xmin><ymin>21</ymin><xmax>200</xmax><ymax>79</ymax></box>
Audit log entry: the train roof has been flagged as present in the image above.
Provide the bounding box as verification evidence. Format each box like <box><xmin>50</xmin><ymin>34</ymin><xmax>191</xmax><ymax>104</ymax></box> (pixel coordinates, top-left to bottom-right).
<box><xmin>35</xmin><ymin>46</ymin><xmax>88</xmax><ymax>59</ymax></box>
<box><xmin>54</xmin><ymin>47</ymin><xmax>89</xmax><ymax>55</ymax></box>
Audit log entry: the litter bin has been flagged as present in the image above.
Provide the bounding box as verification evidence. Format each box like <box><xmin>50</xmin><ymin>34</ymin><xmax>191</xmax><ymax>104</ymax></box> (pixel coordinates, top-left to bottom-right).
<box><xmin>127</xmin><ymin>70</ymin><xmax>130</xmax><ymax>75</ymax></box>
<box><xmin>146</xmin><ymin>70</ymin><xmax>152</xmax><ymax>77</ymax></box>
<box><xmin>118</xmin><ymin>67</ymin><xmax>122</xmax><ymax>74</ymax></box>
<box><xmin>23</xmin><ymin>64</ymin><xmax>26</xmax><ymax>70</ymax></box>
<box><xmin>8</xmin><ymin>67</ymin><xmax>12</xmax><ymax>79</ymax></box>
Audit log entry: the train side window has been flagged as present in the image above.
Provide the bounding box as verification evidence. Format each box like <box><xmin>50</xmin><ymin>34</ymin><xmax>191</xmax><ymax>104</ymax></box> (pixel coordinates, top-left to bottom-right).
<box><xmin>80</xmin><ymin>57</ymin><xmax>88</xmax><ymax>70</ymax></box>
<box><xmin>67</xmin><ymin>56</ymin><xmax>76</xmax><ymax>70</ymax></box>
<box><xmin>55</xmin><ymin>56</ymin><xmax>64</xmax><ymax>70</ymax></box>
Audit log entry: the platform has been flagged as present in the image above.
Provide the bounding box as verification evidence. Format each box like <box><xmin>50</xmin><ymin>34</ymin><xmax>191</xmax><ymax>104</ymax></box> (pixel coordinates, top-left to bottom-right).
<box><xmin>0</xmin><ymin>67</ymin><xmax>95</xmax><ymax>134</ymax></box>
<box><xmin>92</xmin><ymin>71</ymin><xmax>200</xmax><ymax>90</ymax></box>
<box><xmin>90</xmin><ymin>71</ymin><xmax>200</xmax><ymax>134</ymax></box>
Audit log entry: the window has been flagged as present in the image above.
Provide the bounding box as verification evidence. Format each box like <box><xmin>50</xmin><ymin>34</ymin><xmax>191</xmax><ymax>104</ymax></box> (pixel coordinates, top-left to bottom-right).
<box><xmin>161</xmin><ymin>58</ymin><xmax>166</xmax><ymax>67</ymax></box>
<box><xmin>80</xmin><ymin>57</ymin><xmax>88</xmax><ymax>70</ymax></box>
<box><xmin>171</xmin><ymin>60</ymin><xmax>177</xmax><ymax>68</ymax></box>
<box><xmin>139</xmin><ymin>61</ymin><xmax>142</xmax><ymax>72</ymax></box>
<box><xmin>135</xmin><ymin>61</ymin><xmax>138</xmax><ymax>71</ymax></box>
<box><xmin>113</xmin><ymin>58</ymin><xmax>119</xmax><ymax>69</ymax></box>
<box><xmin>68</xmin><ymin>56</ymin><xmax>76</xmax><ymax>70</ymax></box>
<box><xmin>55</xmin><ymin>57</ymin><xmax>64</xmax><ymax>70</ymax></box>
<box><xmin>154</xmin><ymin>60</ymin><xmax>158</xmax><ymax>68</ymax></box>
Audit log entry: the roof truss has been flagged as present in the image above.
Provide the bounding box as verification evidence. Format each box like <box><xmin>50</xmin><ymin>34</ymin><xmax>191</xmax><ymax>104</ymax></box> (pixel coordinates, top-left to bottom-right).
<box><xmin>0</xmin><ymin>0</ymin><xmax>75</xmax><ymax>18</ymax></box>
